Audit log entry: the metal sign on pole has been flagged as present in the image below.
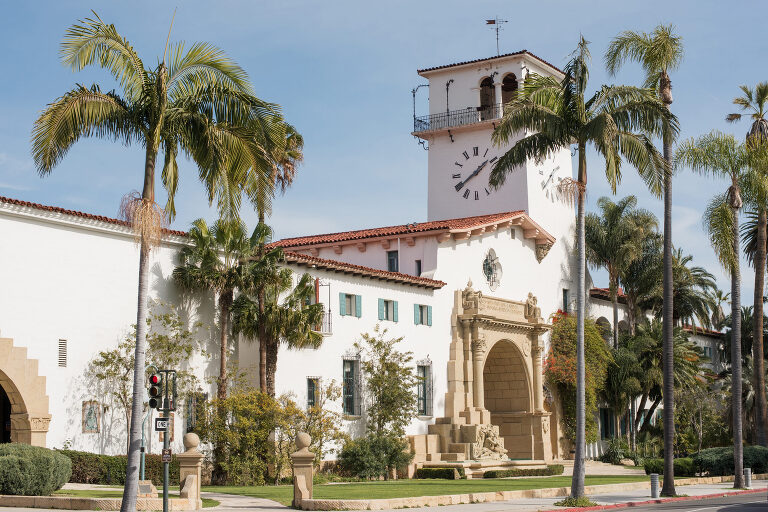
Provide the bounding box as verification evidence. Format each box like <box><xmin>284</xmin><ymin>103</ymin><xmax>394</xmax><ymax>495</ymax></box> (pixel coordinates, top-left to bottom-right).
<box><xmin>154</xmin><ymin>417</ymin><xmax>170</xmax><ymax>432</ymax></box>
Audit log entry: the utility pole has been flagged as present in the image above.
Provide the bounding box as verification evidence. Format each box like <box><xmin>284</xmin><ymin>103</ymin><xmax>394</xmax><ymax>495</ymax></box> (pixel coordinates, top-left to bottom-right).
<box><xmin>148</xmin><ymin>369</ymin><xmax>177</xmax><ymax>512</ymax></box>
<box><xmin>486</xmin><ymin>18</ymin><xmax>508</xmax><ymax>56</ymax></box>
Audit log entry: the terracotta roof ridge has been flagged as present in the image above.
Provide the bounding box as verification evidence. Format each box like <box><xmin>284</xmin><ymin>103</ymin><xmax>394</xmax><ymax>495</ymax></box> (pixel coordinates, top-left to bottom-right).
<box><xmin>282</xmin><ymin>250</ymin><xmax>446</xmax><ymax>289</ymax></box>
<box><xmin>0</xmin><ymin>195</ymin><xmax>188</xmax><ymax>237</ymax></box>
<box><xmin>417</xmin><ymin>50</ymin><xmax>564</xmax><ymax>75</ymax></box>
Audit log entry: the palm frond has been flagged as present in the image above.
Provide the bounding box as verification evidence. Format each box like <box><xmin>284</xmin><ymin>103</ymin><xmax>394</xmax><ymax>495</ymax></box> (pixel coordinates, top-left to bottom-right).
<box><xmin>703</xmin><ymin>194</ymin><xmax>737</xmax><ymax>272</ymax></box>
<box><xmin>167</xmin><ymin>41</ymin><xmax>253</xmax><ymax>101</ymax></box>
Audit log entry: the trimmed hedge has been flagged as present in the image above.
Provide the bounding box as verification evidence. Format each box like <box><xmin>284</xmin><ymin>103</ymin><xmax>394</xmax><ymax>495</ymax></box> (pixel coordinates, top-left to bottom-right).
<box><xmin>57</xmin><ymin>449</ymin><xmax>179</xmax><ymax>486</ymax></box>
<box><xmin>414</xmin><ymin>467</ymin><xmax>466</xmax><ymax>479</ymax></box>
<box><xmin>643</xmin><ymin>457</ymin><xmax>696</xmax><ymax>477</ymax></box>
<box><xmin>0</xmin><ymin>443</ymin><xmax>72</xmax><ymax>496</ymax></box>
<box><xmin>483</xmin><ymin>464</ymin><xmax>565</xmax><ymax>478</ymax></box>
<box><xmin>692</xmin><ymin>446</ymin><xmax>768</xmax><ymax>476</ymax></box>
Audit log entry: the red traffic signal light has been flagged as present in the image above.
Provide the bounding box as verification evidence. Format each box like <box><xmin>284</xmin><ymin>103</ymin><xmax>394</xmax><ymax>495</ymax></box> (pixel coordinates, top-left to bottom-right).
<box><xmin>148</xmin><ymin>373</ymin><xmax>162</xmax><ymax>409</ymax></box>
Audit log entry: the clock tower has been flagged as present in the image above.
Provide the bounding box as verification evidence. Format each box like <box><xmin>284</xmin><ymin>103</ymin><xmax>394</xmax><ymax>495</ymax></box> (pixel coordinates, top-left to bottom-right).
<box><xmin>413</xmin><ymin>51</ymin><xmax>574</xmax><ymax>240</ymax></box>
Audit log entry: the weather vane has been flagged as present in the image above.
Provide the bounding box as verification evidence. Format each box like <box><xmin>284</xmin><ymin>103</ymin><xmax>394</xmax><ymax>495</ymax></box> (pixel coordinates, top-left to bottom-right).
<box><xmin>486</xmin><ymin>18</ymin><xmax>508</xmax><ymax>56</ymax></box>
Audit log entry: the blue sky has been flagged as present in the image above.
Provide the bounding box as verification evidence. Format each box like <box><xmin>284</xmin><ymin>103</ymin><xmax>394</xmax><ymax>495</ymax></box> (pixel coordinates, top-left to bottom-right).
<box><xmin>2</xmin><ymin>0</ymin><xmax>767</xmax><ymax>303</ymax></box>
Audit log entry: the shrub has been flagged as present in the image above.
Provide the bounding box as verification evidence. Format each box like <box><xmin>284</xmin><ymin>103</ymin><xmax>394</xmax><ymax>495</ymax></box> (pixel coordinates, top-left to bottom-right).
<box><xmin>599</xmin><ymin>438</ymin><xmax>630</xmax><ymax>465</ymax></box>
<box><xmin>337</xmin><ymin>435</ymin><xmax>414</xmax><ymax>480</ymax></box>
<box><xmin>57</xmin><ymin>450</ymin><xmax>178</xmax><ymax>486</ymax></box>
<box><xmin>483</xmin><ymin>464</ymin><xmax>564</xmax><ymax>478</ymax></box>
<box><xmin>643</xmin><ymin>457</ymin><xmax>695</xmax><ymax>477</ymax></box>
<box><xmin>414</xmin><ymin>468</ymin><xmax>463</xmax><ymax>480</ymax></box>
<box><xmin>693</xmin><ymin>446</ymin><xmax>768</xmax><ymax>476</ymax></box>
<box><xmin>0</xmin><ymin>444</ymin><xmax>71</xmax><ymax>495</ymax></box>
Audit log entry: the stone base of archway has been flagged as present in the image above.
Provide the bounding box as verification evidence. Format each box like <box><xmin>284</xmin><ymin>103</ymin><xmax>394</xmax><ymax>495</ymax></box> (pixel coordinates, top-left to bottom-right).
<box><xmin>421</xmin><ymin>458</ymin><xmax>548</xmax><ymax>479</ymax></box>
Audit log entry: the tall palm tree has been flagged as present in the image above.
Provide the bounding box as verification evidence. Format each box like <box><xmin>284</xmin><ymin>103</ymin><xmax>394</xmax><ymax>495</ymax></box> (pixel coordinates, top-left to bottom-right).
<box><xmin>173</xmin><ymin>218</ymin><xmax>252</xmax><ymax>401</ymax></box>
<box><xmin>603</xmin><ymin>346</ymin><xmax>641</xmax><ymax>446</ymax></box>
<box><xmin>727</xmin><ymin>82</ymin><xmax>768</xmax><ymax>448</ymax></box>
<box><xmin>30</xmin><ymin>13</ymin><xmax>279</xmax><ymax>508</ymax></box>
<box><xmin>232</xmin><ymin>225</ymin><xmax>324</xmax><ymax>397</ymax></box>
<box><xmin>489</xmin><ymin>37</ymin><xmax>674</xmax><ymax>498</ymax></box>
<box><xmin>605</xmin><ymin>24</ymin><xmax>684</xmax><ymax>496</ymax></box>
<box><xmin>586</xmin><ymin>195</ymin><xmax>658</xmax><ymax>347</ymax></box>
<box><xmin>675</xmin><ymin>131</ymin><xmax>750</xmax><ymax>486</ymax></box>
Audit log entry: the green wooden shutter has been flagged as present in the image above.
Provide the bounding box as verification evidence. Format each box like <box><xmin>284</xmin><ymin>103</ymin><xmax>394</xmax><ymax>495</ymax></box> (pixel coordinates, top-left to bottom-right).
<box><xmin>393</xmin><ymin>301</ymin><xmax>399</xmax><ymax>322</ymax></box>
<box><xmin>427</xmin><ymin>305</ymin><xmax>432</xmax><ymax>326</ymax></box>
<box><xmin>378</xmin><ymin>299</ymin><xmax>385</xmax><ymax>320</ymax></box>
<box><xmin>355</xmin><ymin>295</ymin><xmax>362</xmax><ymax>318</ymax></box>
<box><xmin>414</xmin><ymin>304</ymin><xmax>420</xmax><ymax>324</ymax></box>
<box><xmin>339</xmin><ymin>292</ymin><xmax>346</xmax><ymax>316</ymax></box>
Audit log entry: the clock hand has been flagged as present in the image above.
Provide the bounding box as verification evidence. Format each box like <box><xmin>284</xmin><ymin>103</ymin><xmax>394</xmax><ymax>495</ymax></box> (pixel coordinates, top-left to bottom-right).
<box><xmin>455</xmin><ymin>160</ymin><xmax>488</xmax><ymax>191</ymax></box>
<box><xmin>541</xmin><ymin>168</ymin><xmax>557</xmax><ymax>189</ymax></box>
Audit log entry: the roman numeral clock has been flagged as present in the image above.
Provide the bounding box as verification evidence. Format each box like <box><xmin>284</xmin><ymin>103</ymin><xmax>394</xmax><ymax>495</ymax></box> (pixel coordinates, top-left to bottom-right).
<box><xmin>452</xmin><ymin>146</ymin><xmax>498</xmax><ymax>201</ymax></box>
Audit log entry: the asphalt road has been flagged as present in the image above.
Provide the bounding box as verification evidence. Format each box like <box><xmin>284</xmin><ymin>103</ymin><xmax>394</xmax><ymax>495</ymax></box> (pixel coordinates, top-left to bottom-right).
<box><xmin>616</xmin><ymin>493</ymin><xmax>768</xmax><ymax>511</ymax></box>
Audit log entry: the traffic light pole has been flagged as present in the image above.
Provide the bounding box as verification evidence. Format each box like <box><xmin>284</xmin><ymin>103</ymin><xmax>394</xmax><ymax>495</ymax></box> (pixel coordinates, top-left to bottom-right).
<box><xmin>162</xmin><ymin>410</ymin><xmax>169</xmax><ymax>512</ymax></box>
<box><xmin>146</xmin><ymin>366</ymin><xmax>175</xmax><ymax>512</ymax></box>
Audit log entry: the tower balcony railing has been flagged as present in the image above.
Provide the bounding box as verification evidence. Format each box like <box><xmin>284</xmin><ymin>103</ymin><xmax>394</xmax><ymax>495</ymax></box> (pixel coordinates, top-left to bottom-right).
<box><xmin>413</xmin><ymin>103</ymin><xmax>503</xmax><ymax>133</ymax></box>
<box><xmin>313</xmin><ymin>309</ymin><xmax>332</xmax><ymax>336</ymax></box>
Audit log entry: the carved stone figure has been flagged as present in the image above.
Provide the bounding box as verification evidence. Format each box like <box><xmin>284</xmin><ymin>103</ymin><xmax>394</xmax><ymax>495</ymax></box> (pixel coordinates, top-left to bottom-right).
<box><xmin>525</xmin><ymin>293</ymin><xmax>541</xmax><ymax>320</ymax></box>
<box><xmin>535</xmin><ymin>243</ymin><xmax>553</xmax><ymax>263</ymax></box>
<box><xmin>462</xmin><ymin>279</ymin><xmax>482</xmax><ymax>311</ymax></box>
<box><xmin>470</xmin><ymin>424</ymin><xmax>508</xmax><ymax>460</ymax></box>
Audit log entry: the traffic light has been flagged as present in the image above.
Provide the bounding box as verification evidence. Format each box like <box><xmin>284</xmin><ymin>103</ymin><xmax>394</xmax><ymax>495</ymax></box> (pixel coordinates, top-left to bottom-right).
<box><xmin>148</xmin><ymin>373</ymin><xmax>162</xmax><ymax>409</ymax></box>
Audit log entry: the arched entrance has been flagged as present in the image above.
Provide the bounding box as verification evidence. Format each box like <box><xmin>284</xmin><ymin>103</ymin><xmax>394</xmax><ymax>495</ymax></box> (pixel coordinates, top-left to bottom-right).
<box><xmin>483</xmin><ymin>340</ymin><xmax>534</xmax><ymax>459</ymax></box>
<box><xmin>0</xmin><ymin>338</ymin><xmax>51</xmax><ymax>446</ymax></box>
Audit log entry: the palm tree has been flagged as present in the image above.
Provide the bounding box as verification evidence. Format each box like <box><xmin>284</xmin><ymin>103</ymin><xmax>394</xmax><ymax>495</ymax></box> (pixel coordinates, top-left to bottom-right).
<box><xmin>489</xmin><ymin>37</ymin><xmax>674</xmax><ymax>498</ymax></box>
<box><xmin>675</xmin><ymin>131</ymin><xmax>750</xmax><ymax>485</ymax></box>
<box><xmin>233</xmin><ymin>224</ymin><xmax>325</xmax><ymax>397</ymax></box>
<box><xmin>711</xmin><ymin>289</ymin><xmax>731</xmax><ymax>329</ymax></box>
<box><xmin>622</xmin><ymin>232</ymin><xmax>663</xmax><ymax>334</ymax></box>
<box><xmin>605</xmin><ymin>24</ymin><xmax>684</xmax><ymax>496</ymax></box>
<box><xmin>586</xmin><ymin>196</ymin><xmax>658</xmax><ymax>347</ymax></box>
<box><xmin>603</xmin><ymin>346</ymin><xmax>641</xmax><ymax>447</ymax></box>
<box><xmin>30</xmin><ymin>14</ymin><xmax>279</xmax><ymax>508</ymax></box>
<box><xmin>728</xmin><ymin>83</ymin><xmax>768</xmax><ymax>448</ymax></box>
<box><xmin>173</xmin><ymin>218</ymin><xmax>252</xmax><ymax>401</ymax></box>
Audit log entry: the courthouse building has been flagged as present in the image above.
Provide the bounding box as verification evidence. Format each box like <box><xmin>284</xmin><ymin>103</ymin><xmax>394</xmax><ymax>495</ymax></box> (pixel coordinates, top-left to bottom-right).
<box><xmin>0</xmin><ymin>50</ymin><xmax>721</xmax><ymax>464</ymax></box>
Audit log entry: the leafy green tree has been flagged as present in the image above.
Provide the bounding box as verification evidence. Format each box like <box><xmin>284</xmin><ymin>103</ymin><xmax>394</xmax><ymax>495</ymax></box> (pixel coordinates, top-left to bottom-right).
<box><xmin>675</xmin><ymin>131</ymin><xmax>755</xmax><ymax>476</ymax></box>
<box><xmin>490</xmin><ymin>37</ymin><xmax>673</xmax><ymax>497</ymax></box>
<box><xmin>605</xmin><ymin>24</ymin><xmax>684</xmax><ymax>495</ymax></box>
<box><xmin>173</xmin><ymin>218</ymin><xmax>252</xmax><ymax>401</ymax></box>
<box><xmin>603</xmin><ymin>346</ymin><xmax>641</xmax><ymax>448</ymax></box>
<box><xmin>232</xmin><ymin>225</ymin><xmax>324</xmax><ymax>397</ymax></box>
<box><xmin>31</xmin><ymin>13</ymin><xmax>281</xmax><ymax>506</ymax></box>
<box><xmin>586</xmin><ymin>196</ymin><xmax>657</xmax><ymax>347</ymax></box>
<box><xmin>621</xmin><ymin>232</ymin><xmax>663</xmax><ymax>334</ymax></box>
<box><xmin>88</xmin><ymin>301</ymin><xmax>203</xmax><ymax>451</ymax></box>
<box><xmin>354</xmin><ymin>325</ymin><xmax>420</xmax><ymax>438</ymax></box>
<box><xmin>728</xmin><ymin>83</ymin><xmax>768</xmax><ymax>449</ymax></box>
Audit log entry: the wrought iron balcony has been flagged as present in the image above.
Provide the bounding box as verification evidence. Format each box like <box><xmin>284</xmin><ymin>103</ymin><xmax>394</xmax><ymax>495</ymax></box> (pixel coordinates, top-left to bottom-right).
<box><xmin>314</xmin><ymin>309</ymin><xmax>332</xmax><ymax>335</ymax></box>
<box><xmin>413</xmin><ymin>104</ymin><xmax>502</xmax><ymax>133</ymax></box>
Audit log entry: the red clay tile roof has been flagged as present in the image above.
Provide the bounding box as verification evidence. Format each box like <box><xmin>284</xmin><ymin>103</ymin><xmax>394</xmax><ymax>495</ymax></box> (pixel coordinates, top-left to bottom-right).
<box><xmin>0</xmin><ymin>195</ymin><xmax>188</xmax><ymax>236</ymax></box>
<box><xmin>272</xmin><ymin>210</ymin><xmax>534</xmax><ymax>248</ymax></box>
<box><xmin>683</xmin><ymin>324</ymin><xmax>723</xmax><ymax>338</ymax></box>
<box><xmin>283</xmin><ymin>250</ymin><xmax>445</xmax><ymax>289</ymax></box>
<box><xmin>589</xmin><ymin>287</ymin><xmax>627</xmax><ymax>304</ymax></box>
<box><xmin>417</xmin><ymin>50</ymin><xmax>564</xmax><ymax>76</ymax></box>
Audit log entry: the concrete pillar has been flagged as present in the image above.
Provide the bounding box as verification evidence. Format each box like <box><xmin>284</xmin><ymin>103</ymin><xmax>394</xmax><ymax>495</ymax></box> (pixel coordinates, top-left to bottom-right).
<box><xmin>471</xmin><ymin>331</ymin><xmax>487</xmax><ymax>410</ymax></box>
<box><xmin>531</xmin><ymin>333</ymin><xmax>544</xmax><ymax>412</ymax></box>
<box><xmin>176</xmin><ymin>433</ymin><xmax>204</xmax><ymax>509</ymax></box>
<box><xmin>291</xmin><ymin>433</ymin><xmax>316</xmax><ymax>508</ymax></box>
<box><xmin>462</xmin><ymin>320</ymin><xmax>474</xmax><ymax>410</ymax></box>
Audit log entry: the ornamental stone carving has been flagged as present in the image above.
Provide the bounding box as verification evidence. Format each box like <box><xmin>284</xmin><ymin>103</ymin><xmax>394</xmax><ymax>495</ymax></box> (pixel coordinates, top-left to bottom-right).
<box><xmin>525</xmin><ymin>293</ymin><xmax>542</xmax><ymax>320</ymax></box>
<box><xmin>30</xmin><ymin>416</ymin><xmax>51</xmax><ymax>431</ymax></box>
<box><xmin>522</xmin><ymin>338</ymin><xmax>531</xmax><ymax>357</ymax></box>
<box><xmin>542</xmin><ymin>417</ymin><xmax>550</xmax><ymax>434</ymax></box>
<box><xmin>535</xmin><ymin>243</ymin><xmax>553</xmax><ymax>263</ymax></box>
<box><xmin>462</xmin><ymin>280</ymin><xmax>482</xmax><ymax>311</ymax></box>
<box><xmin>471</xmin><ymin>334</ymin><xmax>487</xmax><ymax>358</ymax></box>
<box><xmin>470</xmin><ymin>424</ymin><xmax>508</xmax><ymax>460</ymax></box>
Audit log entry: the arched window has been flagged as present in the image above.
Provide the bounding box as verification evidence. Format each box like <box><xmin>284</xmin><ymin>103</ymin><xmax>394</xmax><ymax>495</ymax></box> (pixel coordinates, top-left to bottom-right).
<box><xmin>479</xmin><ymin>77</ymin><xmax>495</xmax><ymax>120</ymax></box>
<box><xmin>501</xmin><ymin>73</ymin><xmax>518</xmax><ymax>103</ymax></box>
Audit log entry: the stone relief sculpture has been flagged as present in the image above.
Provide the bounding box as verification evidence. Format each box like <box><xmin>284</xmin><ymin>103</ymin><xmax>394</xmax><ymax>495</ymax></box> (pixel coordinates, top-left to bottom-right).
<box><xmin>470</xmin><ymin>424</ymin><xmax>508</xmax><ymax>460</ymax></box>
<box><xmin>462</xmin><ymin>280</ymin><xmax>482</xmax><ymax>310</ymax></box>
<box><xmin>535</xmin><ymin>243</ymin><xmax>553</xmax><ymax>263</ymax></box>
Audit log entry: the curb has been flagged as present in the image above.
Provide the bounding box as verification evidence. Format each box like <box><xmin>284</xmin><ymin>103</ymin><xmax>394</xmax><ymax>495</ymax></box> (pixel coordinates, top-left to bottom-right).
<box><xmin>546</xmin><ymin>487</ymin><xmax>766</xmax><ymax>512</ymax></box>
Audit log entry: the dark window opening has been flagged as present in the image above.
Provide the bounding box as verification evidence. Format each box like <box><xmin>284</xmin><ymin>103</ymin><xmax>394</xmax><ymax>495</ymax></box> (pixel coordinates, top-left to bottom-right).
<box><xmin>387</xmin><ymin>250</ymin><xmax>399</xmax><ymax>272</ymax></box>
<box><xmin>501</xmin><ymin>73</ymin><xmax>518</xmax><ymax>103</ymax></box>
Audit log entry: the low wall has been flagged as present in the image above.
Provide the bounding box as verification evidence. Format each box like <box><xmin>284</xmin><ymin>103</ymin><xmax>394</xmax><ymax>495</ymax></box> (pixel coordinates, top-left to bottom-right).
<box><xmin>298</xmin><ymin>473</ymin><xmax>768</xmax><ymax>511</ymax></box>
<box><xmin>0</xmin><ymin>495</ymin><xmax>197</xmax><ymax>510</ymax></box>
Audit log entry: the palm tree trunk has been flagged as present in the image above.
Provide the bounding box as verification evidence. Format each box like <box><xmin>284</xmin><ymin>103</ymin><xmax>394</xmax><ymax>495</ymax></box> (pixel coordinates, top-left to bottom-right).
<box><xmin>661</xmin><ymin>127</ymin><xmax>676</xmax><ymax>497</ymax></box>
<box><xmin>753</xmin><ymin>207</ymin><xmax>767</xmax><ymax>447</ymax></box>
<box><xmin>570</xmin><ymin>144</ymin><xmax>587</xmax><ymax>499</ymax></box>
<box><xmin>257</xmin><ymin>212</ymin><xmax>268</xmax><ymax>392</ymax></box>
<box><xmin>266</xmin><ymin>338</ymin><xmax>278</xmax><ymax>397</ymax></box>
<box><xmin>121</xmin><ymin>145</ymin><xmax>157</xmax><ymax>512</ymax></box>
<box><xmin>732</xmin><ymin>205</ymin><xmax>744</xmax><ymax>488</ymax></box>
<box><xmin>610</xmin><ymin>276</ymin><xmax>619</xmax><ymax>348</ymax></box>
<box><xmin>218</xmin><ymin>290</ymin><xmax>233</xmax><ymax>401</ymax></box>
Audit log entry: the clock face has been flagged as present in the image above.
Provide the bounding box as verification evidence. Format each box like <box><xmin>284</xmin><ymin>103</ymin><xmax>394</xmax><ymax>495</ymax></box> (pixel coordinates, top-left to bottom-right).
<box><xmin>451</xmin><ymin>146</ymin><xmax>497</xmax><ymax>201</ymax></box>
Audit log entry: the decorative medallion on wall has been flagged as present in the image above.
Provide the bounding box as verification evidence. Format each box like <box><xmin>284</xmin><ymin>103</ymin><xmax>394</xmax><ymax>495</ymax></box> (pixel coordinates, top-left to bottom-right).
<box><xmin>482</xmin><ymin>249</ymin><xmax>502</xmax><ymax>291</ymax></box>
<box><xmin>82</xmin><ymin>401</ymin><xmax>100</xmax><ymax>434</ymax></box>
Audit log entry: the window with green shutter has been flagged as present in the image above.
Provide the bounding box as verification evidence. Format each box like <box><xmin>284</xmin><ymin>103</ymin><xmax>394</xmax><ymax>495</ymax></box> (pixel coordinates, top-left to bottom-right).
<box><xmin>378</xmin><ymin>299</ymin><xmax>397</xmax><ymax>322</ymax></box>
<box><xmin>414</xmin><ymin>304</ymin><xmax>432</xmax><ymax>325</ymax></box>
<box><xmin>340</xmin><ymin>293</ymin><xmax>361</xmax><ymax>317</ymax></box>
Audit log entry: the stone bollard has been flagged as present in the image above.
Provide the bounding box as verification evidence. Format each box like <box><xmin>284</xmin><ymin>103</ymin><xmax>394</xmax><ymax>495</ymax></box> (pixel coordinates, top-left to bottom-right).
<box><xmin>650</xmin><ymin>473</ymin><xmax>659</xmax><ymax>499</ymax></box>
<box><xmin>745</xmin><ymin>467</ymin><xmax>752</xmax><ymax>488</ymax></box>
<box><xmin>291</xmin><ymin>432</ymin><xmax>316</xmax><ymax>509</ymax></box>
<box><xmin>176</xmin><ymin>433</ymin><xmax>204</xmax><ymax>509</ymax></box>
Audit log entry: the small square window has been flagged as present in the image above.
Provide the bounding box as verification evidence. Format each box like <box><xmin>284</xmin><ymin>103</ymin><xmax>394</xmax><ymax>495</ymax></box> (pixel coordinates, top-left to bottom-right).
<box><xmin>414</xmin><ymin>304</ymin><xmax>431</xmax><ymax>326</ymax></box>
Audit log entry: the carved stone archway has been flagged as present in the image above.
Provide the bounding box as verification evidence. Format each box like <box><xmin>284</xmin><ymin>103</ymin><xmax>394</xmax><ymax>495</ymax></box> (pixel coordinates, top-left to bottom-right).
<box><xmin>0</xmin><ymin>337</ymin><xmax>51</xmax><ymax>446</ymax></box>
<box><xmin>411</xmin><ymin>281</ymin><xmax>554</xmax><ymax>465</ymax></box>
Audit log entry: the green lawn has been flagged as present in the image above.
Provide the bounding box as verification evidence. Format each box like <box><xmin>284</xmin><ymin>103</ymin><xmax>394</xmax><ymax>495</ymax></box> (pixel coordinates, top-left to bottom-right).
<box><xmin>53</xmin><ymin>489</ymin><xmax>219</xmax><ymax>508</ymax></box>
<box><xmin>202</xmin><ymin>475</ymin><xmax>648</xmax><ymax>506</ymax></box>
